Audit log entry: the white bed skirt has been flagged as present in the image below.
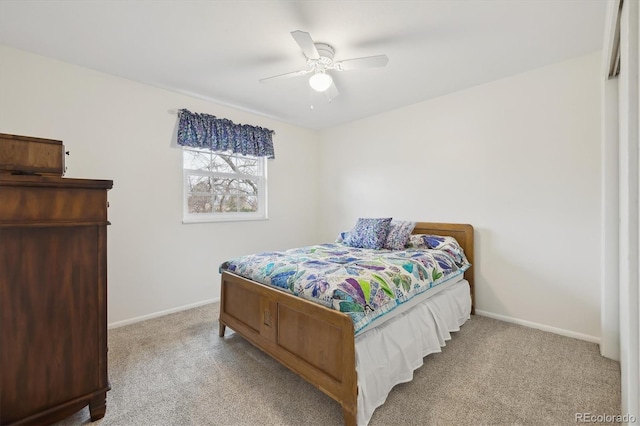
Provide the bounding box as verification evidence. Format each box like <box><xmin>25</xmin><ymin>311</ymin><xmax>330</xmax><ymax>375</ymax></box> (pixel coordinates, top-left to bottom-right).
<box><xmin>354</xmin><ymin>280</ymin><xmax>472</xmax><ymax>426</ymax></box>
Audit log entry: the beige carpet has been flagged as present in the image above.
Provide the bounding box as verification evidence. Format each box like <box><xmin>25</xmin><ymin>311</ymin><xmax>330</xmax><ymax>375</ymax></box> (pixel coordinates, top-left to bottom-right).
<box><xmin>57</xmin><ymin>303</ymin><xmax>620</xmax><ymax>426</ymax></box>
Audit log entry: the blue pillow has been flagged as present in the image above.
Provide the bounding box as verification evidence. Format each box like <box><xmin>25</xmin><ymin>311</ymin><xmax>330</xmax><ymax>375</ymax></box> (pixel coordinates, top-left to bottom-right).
<box><xmin>343</xmin><ymin>218</ymin><xmax>392</xmax><ymax>249</ymax></box>
<box><xmin>384</xmin><ymin>220</ymin><xmax>416</xmax><ymax>250</ymax></box>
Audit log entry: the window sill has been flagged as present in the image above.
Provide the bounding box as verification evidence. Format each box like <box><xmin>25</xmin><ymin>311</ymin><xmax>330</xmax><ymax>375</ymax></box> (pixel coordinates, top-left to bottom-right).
<box><xmin>182</xmin><ymin>215</ymin><xmax>268</xmax><ymax>224</ymax></box>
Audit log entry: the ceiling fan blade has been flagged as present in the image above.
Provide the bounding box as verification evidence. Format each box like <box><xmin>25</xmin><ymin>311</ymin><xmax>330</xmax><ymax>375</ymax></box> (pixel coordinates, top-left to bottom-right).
<box><xmin>259</xmin><ymin>69</ymin><xmax>311</xmax><ymax>83</ymax></box>
<box><xmin>334</xmin><ymin>54</ymin><xmax>389</xmax><ymax>71</ymax></box>
<box><xmin>325</xmin><ymin>82</ymin><xmax>339</xmax><ymax>102</ymax></box>
<box><xmin>291</xmin><ymin>30</ymin><xmax>320</xmax><ymax>59</ymax></box>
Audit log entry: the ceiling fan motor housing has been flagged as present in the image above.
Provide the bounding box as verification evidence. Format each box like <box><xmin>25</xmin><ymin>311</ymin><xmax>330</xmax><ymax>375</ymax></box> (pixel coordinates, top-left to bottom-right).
<box><xmin>309</xmin><ymin>43</ymin><xmax>335</xmax><ymax>71</ymax></box>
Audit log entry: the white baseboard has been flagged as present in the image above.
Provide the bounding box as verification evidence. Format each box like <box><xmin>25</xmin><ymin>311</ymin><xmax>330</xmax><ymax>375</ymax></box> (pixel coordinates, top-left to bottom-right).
<box><xmin>474</xmin><ymin>310</ymin><xmax>600</xmax><ymax>344</ymax></box>
<box><xmin>108</xmin><ymin>297</ymin><xmax>220</xmax><ymax>329</ymax></box>
<box><xmin>108</xmin><ymin>302</ymin><xmax>601</xmax><ymax>344</ymax></box>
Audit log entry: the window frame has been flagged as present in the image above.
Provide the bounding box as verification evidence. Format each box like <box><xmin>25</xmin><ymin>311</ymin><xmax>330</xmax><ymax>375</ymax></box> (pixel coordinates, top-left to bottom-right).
<box><xmin>182</xmin><ymin>147</ymin><xmax>268</xmax><ymax>224</ymax></box>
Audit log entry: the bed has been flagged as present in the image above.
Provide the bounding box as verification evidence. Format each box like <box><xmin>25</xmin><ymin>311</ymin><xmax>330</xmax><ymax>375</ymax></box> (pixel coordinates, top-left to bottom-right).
<box><xmin>218</xmin><ymin>222</ymin><xmax>474</xmax><ymax>425</ymax></box>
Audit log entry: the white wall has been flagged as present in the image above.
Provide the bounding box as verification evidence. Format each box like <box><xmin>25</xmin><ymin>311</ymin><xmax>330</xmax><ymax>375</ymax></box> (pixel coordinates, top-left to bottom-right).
<box><xmin>0</xmin><ymin>45</ymin><xmax>321</xmax><ymax>326</ymax></box>
<box><xmin>319</xmin><ymin>52</ymin><xmax>602</xmax><ymax>341</ymax></box>
<box><xmin>0</xmin><ymin>45</ymin><xmax>605</xmax><ymax>342</ymax></box>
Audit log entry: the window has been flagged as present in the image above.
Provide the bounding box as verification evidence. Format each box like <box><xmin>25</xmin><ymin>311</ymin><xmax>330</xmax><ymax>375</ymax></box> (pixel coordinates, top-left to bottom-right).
<box><xmin>183</xmin><ymin>147</ymin><xmax>267</xmax><ymax>223</ymax></box>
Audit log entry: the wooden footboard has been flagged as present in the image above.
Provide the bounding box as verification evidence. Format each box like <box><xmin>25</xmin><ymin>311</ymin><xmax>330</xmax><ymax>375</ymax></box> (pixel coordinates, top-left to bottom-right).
<box><xmin>218</xmin><ymin>222</ymin><xmax>474</xmax><ymax>425</ymax></box>
<box><xmin>219</xmin><ymin>271</ymin><xmax>358</xmax><ymax>425</ymax></box>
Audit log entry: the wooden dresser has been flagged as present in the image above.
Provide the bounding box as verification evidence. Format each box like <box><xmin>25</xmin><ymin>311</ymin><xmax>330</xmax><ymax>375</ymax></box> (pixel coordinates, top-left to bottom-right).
<box><xmin>0</xmin><ymin>169</ymin><xmax>112</xmax><ymax>423</ymax></box>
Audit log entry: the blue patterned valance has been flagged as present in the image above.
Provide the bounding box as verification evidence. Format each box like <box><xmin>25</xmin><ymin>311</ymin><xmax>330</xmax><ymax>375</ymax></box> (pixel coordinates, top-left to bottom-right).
<box><xmin>177</xmin><ymin>109</ymin><xmax>275</xmax><ymax>159</ymax></box>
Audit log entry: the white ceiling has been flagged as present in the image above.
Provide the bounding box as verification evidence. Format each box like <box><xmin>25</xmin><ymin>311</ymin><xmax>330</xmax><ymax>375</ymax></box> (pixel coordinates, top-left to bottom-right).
<box><xmin>0</xmin><ymin>0</ymin><xmax>606</xmax><ymax>130</ymax></box>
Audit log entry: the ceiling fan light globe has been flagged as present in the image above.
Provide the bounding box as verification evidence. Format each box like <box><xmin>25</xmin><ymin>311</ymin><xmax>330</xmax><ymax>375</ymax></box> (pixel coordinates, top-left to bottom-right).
<box><xmin>309</xmin><ymin>72</ymin><xmax>333</xmax><ymax>92</ymax></box>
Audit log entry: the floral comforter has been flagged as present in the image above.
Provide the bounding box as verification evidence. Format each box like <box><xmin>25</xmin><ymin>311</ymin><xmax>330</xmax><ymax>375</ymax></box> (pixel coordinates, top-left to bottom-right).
<box><xmin>220</xmin><ymin>236</ymin><xmax>470</xmax><ymax>334</ymax></box>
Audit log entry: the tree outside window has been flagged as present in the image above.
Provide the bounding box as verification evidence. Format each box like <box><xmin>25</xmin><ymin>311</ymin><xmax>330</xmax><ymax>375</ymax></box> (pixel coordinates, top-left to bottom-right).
<box><xmin>183</xmin><ymin>147</ymin><xmax>267</xmax><ymax>222</ymax></box>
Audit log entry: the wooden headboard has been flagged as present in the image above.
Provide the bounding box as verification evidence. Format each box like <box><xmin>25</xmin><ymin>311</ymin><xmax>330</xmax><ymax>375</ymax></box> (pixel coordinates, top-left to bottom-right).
<box><xmin>412</xmin><ymin>222</ymin><xmax>475</xmax><ymax>314</ymax></box>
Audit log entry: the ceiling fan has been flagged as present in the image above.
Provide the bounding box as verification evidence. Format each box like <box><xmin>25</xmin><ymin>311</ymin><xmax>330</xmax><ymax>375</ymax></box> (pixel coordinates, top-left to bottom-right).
<box><xmin>259</xmin><ymin>30</ymin><xmax>389</xmax><ymax>100</ymax></box>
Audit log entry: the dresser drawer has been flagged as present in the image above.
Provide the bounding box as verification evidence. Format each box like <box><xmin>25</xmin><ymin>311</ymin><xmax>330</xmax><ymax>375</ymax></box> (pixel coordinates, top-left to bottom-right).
<box><xmin>0</xmin><ymin>186</ymin><xmax>107</xmax><ymax>224</ymax></box>
<box><xmin>0</xmin><ymin>176</ymin><xmax>112</xmax><ymax>225</ymax></box>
